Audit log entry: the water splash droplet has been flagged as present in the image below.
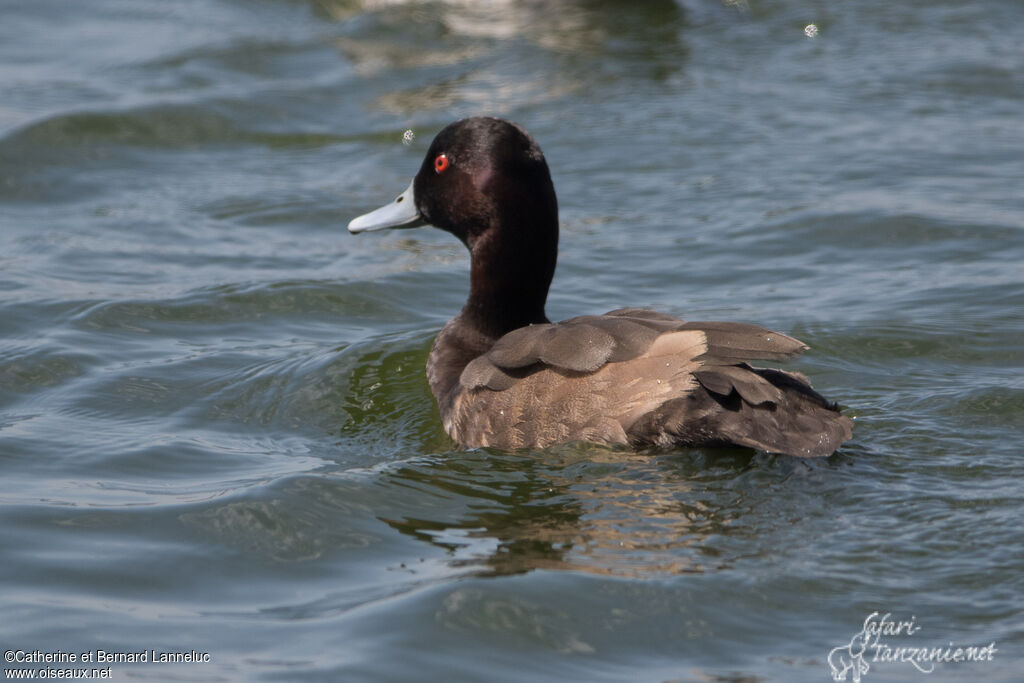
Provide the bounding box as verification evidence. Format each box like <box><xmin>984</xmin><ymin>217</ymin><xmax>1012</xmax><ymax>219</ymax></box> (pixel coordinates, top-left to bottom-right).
<box><xmin>804</xmin><ymin>24</ymin><xmax>819</xmax><ymax>38</ymax></box>
<box><xmin>402</xmin><ymin>129</ymin><xmax>415</xmax><ymax>145</ymax></box>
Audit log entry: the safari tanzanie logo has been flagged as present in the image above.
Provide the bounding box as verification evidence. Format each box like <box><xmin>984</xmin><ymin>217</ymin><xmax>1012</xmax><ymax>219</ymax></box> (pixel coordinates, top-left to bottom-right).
<box><xmin>828</xmin><ymin>612</ymin><xmax>997</xmax><ymax>681</ymax></box>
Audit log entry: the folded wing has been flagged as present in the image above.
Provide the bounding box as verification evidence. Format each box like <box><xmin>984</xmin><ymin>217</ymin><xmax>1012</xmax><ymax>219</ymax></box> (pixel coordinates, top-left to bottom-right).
<box><xmin>446</xmin><ymin>309</ymin><xmax>851</xmax><ymax>456</ymax></box>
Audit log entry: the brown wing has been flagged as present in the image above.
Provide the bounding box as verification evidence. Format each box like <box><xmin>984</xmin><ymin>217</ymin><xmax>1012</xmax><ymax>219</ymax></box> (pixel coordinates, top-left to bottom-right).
<box><xmin>445</xmin><ymin>309</ymin><xmax>850</xmax><ymax>456</ymax></box>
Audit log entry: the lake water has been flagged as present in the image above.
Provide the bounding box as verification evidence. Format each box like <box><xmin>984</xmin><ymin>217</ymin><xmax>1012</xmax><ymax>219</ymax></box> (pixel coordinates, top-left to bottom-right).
<box><xmin>1</xmin><ymin>1</ymin><xmax>1022</xmax><ymax>681</ymax></box>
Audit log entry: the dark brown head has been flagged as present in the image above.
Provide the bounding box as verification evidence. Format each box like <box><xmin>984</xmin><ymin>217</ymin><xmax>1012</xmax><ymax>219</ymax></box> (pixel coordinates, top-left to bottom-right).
<box><xmin>349</xmin><ymin>117</ymin><xmax>560</xmax><ymax>337</ymax></box>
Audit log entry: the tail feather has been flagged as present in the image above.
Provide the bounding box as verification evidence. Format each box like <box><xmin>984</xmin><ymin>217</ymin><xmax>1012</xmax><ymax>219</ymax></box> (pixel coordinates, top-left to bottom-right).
<box><xmin>628</xmin><ymin>363</ymin><xmax>852</xmax><ymax>457</ymax></box>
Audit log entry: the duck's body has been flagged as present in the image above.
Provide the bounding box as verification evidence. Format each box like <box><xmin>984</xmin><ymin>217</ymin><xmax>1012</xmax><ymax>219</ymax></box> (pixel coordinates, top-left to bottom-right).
<box><xmin>349</xmin><ymin>117</ymin><xmax>852</xmax><ymax>457</ymax></box>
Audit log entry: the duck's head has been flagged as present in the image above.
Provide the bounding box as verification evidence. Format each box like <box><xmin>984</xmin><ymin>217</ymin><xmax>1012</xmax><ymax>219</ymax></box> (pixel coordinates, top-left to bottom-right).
<box><xmin>349</xmin><ymin>117</ymin><xmax>559</xmax><ymax>335</ymax></box>
<box><xmin>349</xmin><ymin>117</ymin><xmax>557</xmax><ymax>244</ymax></box>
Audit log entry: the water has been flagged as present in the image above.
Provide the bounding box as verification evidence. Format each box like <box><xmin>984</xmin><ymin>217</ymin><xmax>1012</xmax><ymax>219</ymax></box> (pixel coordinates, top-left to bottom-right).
<box><xmin>2</xmin><ymin>0</ymin><xmax>1022</xmax><ymax>680</ymax></box>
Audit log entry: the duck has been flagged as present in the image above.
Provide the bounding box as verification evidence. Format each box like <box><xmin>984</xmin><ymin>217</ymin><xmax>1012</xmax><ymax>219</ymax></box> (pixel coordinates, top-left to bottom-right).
<box><xmin>348</xmin><ymin>116</ymin><xmax>852</xmax><ymax>457</ymax></box>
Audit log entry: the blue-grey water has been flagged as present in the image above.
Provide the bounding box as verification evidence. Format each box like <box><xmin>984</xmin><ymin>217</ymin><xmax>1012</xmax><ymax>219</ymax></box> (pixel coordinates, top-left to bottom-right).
<box><xmin>2</xmin><ymin>1</ymin><xmax>1022</xmax><ymax>681</ymax></box>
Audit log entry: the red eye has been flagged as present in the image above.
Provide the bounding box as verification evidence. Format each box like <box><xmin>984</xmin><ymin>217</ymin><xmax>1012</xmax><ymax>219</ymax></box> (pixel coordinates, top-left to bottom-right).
<box><xmin>434</xmin><ymin>153</ymin><xmax>450</xmax><ymax>174</ymax></box>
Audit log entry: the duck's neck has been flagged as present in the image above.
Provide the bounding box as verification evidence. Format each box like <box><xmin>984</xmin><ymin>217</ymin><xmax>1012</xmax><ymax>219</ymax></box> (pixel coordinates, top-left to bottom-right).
<box><xmin>461</xmin><ymin>215</ymin><xmax>558</xmax><ymax>340</ymax></box>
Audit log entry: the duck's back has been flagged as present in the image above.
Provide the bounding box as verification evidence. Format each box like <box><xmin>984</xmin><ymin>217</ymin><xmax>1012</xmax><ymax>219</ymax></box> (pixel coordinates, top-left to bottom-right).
<box><xmin>427</xmin><ymin>309</ymin><xmax>852</xmax><ymax>457</ymax></box>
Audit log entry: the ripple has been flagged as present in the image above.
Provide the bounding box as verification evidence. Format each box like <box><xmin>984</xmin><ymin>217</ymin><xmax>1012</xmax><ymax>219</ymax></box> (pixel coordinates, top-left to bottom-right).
<box><xmin>0</xmin><ymin>345</ymin><xmax>94</xmax><ymax>406</ymax></box>
<box><xmin>73</xmin><ymin>279</ymin><xmax>435</xmax><ymax>333</ymax></box>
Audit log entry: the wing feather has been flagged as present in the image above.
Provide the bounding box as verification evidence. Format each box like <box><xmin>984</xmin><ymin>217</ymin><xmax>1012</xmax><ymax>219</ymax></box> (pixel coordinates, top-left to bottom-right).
<box><xmin>447</xmin><ymin>309</ymin><xmax>846</xmax><ymax>456</ymax></box>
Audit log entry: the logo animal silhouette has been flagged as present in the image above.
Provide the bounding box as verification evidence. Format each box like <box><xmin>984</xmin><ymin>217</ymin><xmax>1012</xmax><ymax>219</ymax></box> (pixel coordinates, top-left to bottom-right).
<box><xmin>828</xmin><ymin>628</ymin><xmax>872</xmax><ymax>682</ymax></box>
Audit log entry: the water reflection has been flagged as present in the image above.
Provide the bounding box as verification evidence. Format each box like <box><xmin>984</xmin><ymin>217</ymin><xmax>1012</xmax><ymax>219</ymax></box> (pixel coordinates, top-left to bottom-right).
<box><xmin>320</xmin><ymin>0</ymin><xmax>686</xmax><ymax>53</ymax></box>
<box><xmin>380</xmin><ymin>445</ymin><xmax>773</xmax><ymax>577</ymax></box>
<box><xmin>323</xmin><ymin>0</ymin><xmax>689</xmax><ymax>112</ymax></box>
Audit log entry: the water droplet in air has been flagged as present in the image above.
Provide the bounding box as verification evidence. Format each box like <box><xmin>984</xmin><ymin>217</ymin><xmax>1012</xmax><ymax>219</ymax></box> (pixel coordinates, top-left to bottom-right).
<box><xmin>402</xmin><ymin>129</ymin><xmax>415</xmax><ymax>145</ymax></box>
<box><xmin>804</xmin><ymin>24</ymin><xmax>819</xmax><ymax>38</ymax></box>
